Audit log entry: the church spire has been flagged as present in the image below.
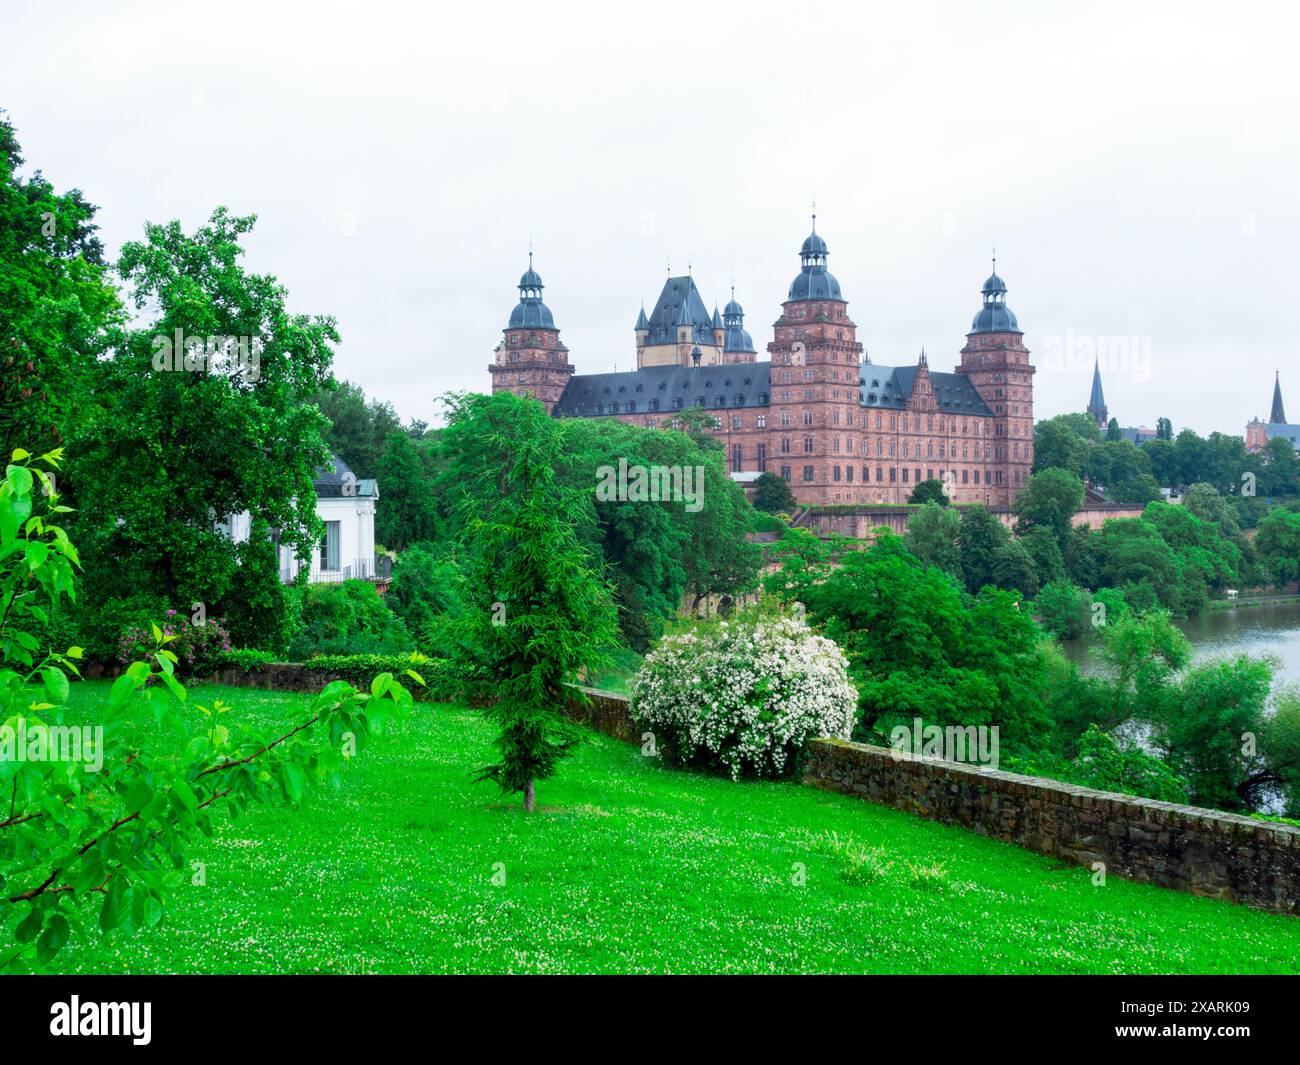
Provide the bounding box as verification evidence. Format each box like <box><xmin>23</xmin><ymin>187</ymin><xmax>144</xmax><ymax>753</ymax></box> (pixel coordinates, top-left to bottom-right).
<box><xmin>1088</xmin><ymin>358</ymin><xmax>1108</xmax><ymax>429</ymax></box>
<box><xmin>1271</xmin><ymin>371</ymin><xmax>1287</xmax><ymax>424</ymax></box>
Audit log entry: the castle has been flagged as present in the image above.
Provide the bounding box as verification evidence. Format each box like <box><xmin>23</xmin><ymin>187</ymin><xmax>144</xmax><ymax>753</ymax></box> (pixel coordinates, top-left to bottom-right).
<box><xmin>488</xmin><ymin>220</ymin><xmax>1035</xmax><ymax>506</ymax></box>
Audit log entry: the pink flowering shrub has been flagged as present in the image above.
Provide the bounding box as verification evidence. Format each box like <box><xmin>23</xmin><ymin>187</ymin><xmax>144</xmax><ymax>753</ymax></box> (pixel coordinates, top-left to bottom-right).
<box><xmin>117</xmin><ymin>610</ymin><xmax>233</xmax><ymax>677</ymax></box>
<box><xmin>631</xmin><ymin>614</ymin><xmax>858</xmax><ymax>779</ymax></box>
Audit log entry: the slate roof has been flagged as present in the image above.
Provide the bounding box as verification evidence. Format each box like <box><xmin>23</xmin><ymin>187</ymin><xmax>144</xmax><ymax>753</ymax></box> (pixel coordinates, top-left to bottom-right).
<box><xmin>313</xmin><ymin>452</ymin><xmax>379</xmax><ymax>498</ymax></box>
<box><xmin>552</xmin><ymin>363</ymin><xmax>772</xmax><ymax>416</ymax></box>
<box><xmin>643</xmin><ymin>276</ymin><xmax>716</xmax><ymax>347</ymax></box>
<box><xmin>552</xmin><ymin>361</ymin><xmax>994</xmax><ymax>418</ymax></box>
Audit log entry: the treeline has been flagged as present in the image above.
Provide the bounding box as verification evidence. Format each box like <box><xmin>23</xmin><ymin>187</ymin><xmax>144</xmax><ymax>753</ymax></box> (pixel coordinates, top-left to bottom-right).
<box><xmin>1034</xmin><ymin>412</ymin><xmax>1300</xmax><ymax>509</ymax></box>
<box><xmin>765</xmin><ymin>524</ymin><xmax>1300</xmax><ymax>818</ymax></box>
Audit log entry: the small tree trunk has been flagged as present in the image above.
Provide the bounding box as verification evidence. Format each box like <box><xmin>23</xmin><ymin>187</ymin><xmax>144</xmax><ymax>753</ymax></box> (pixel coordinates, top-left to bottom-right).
<box><xmin>523</xmin><ymin>780</ymin><xmax>535</xmax><ymax>813</ymax></box>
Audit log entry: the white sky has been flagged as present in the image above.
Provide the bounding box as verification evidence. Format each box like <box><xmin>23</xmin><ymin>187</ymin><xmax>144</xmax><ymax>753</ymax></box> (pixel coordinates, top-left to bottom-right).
<box><xmin>6</xmin><ymin>0</ymin><xmax>1299</xmax><ymax>433</ymax></box>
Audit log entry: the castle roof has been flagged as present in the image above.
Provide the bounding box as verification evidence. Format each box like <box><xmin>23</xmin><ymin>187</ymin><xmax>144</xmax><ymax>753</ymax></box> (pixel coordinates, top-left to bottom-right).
<box><xmin>551</xmin><ymin>360</ymin><xmax>994</xmax><ymax>418</ymax></box>
<box><xmin>507</xmin><ymin>253</ymin><xmax>557</xmax><ymax>330</ymax></box>
<box><xmin>788</xmin><ymin>220</ymin><xmax>844</xmax><ymax>302</ymax></box>
<box><xmin>643</xmin><ymin>275</ymin><xmax>716</xmax><ymax>347</ymax></box>
<box><xmin>969</xmin><ymin>260</ymin><xmax>1021</xmax><ymax>334</ymax></box>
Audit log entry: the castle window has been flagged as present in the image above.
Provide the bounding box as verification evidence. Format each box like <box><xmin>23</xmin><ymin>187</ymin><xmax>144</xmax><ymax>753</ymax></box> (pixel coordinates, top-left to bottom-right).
<box><xmin>803</xmin><ymin>436</ymin><xmax>813</xmax><ymax>453</ymax></box>
<box><xmin>780</xmin><ymin>410</ymin><xmax>791</xmax><ymax>427</ymax></box>
<box><xmin>833</xmin><ymin>466</ymin><xmax>841</xmax><ymax>482</ymax></box>
<box><xmin>509</xmin><ymin>352</ymin><xmax>519</xmax><ymax>363</ymax></box>
<box><xmin>731</xmin><ymin>416</ymin><xmax>742</xmax><ymax>430</ymax></box>
<box><xmin>845</xmin><ymin>466</ymin><xmax>853</xmax><ymax>482</ymax></box>
<box><xmin>803</xmin><ymin>466</ymin><xmax>814</xmax><ymax>482</ymax></box>
<box><xmin>781</xmin><ymin>437</ymin><xmax>790</xmax><ymax>454</ymax></box>
<box><xmin>781</xmin><ymin>465</ymin><xmax>791</xmax><ymax>480</ymax></box>
<box><xmin>802</xmin><ymin>409</ymin><xmax>813</xmax><ymax>426</ymax></box>
<box><xmin>756</xmin><ymin>415</ymin><xmax>766</xmax><ymax>428</ymax></box>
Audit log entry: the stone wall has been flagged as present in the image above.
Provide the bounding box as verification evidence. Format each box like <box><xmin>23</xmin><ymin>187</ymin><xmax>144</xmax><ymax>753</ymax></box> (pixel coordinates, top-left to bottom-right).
<box><xmin>805</xmin><ymin>738</ymin><xmax>1300</xmax><ymax>915</ymax></box>
<box><xmin>183</xmin><ymin>665</ymin><xmax>1300</xmax><ymax>914</ymax></box>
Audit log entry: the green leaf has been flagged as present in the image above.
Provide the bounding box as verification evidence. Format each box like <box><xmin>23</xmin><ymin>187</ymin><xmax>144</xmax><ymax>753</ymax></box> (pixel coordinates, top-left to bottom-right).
<box><xmin>6</xmin><ymin>464</ymin><xmax>33</xmax><ymax>497</ymax></box>
<box><xmin>41</xmin><ymin>667</ymin><xmax>70</xmax><ymax>705</ymax></box>
<box><xmin>10</xmin><ymin>448</ymin><xmax>30</xmax><ymax>461</ymax></box>
<box><xmin>36</xmin><ymin>915</ymin><xmax>70</xmax><ymax>964</ymax></box>
<box><xmin>100</xmin><ymin>877</ymin><xmax>133</xmax><ymax>932</ymax></box>
<box><xmin>15</xmin><ymin>905</ymin><xmax>42</xmax><ymax>944</ymax></box>
<box><xmin>25</xmin><ymin>541</ymin><xmax>49</xmax><ymax>570</ymax></box>
<box><xmin>150</xmin><ymin>622</ymin><xmax>163</xmax><ymax>643</ymax></box>
<box><xmin>281</xmin><ymin>761</ymin><xmax>306</xmax><ymax>805</ymax></box>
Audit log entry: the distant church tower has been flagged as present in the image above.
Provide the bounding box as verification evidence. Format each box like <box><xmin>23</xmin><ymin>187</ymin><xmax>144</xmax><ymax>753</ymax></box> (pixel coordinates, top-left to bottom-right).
<box><xmin>1271</xmin><ymin>370</ymin><xmax>1288</xmax><ymax>424</ymax></box>
<box><xmin>956</xmin><ymin>261</ymin><xmax>1035</xmax><ymax>507</ymax></box>
<box><xmin>489</xmin><ymin>254</ymin><xmax>573</xmax><ymax>414</ymax></box>
<box><xmin>766</xmin><ymin>216</ymin><xmax>864</xmax><ymax>504</ymax></box>
<box><xmin>1087</xmin><ymin>358</ymin><xmax>1108</xmax><ymax>429</ymax></box>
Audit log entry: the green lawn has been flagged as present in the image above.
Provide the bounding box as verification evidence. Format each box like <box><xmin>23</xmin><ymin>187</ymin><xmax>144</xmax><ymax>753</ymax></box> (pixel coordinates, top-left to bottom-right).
<box><xmin>25</xmin><ymin>681</ymin><xmax>1300</xmax><ymax>974</ymax></box>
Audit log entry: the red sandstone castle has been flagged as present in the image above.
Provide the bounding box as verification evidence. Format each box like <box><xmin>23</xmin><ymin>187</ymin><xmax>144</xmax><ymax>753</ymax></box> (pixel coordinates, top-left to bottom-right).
<box><xmin>488</xmin><ymin>220</ymin><xmax>1034</xmax><ymax>506</ymax></box>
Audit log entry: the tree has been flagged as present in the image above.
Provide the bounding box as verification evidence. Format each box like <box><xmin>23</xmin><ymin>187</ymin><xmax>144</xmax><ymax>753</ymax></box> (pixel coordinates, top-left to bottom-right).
<box><xmin>1033</xmin><ymin>419</ymin><xmax>1088</xmax><ymax>477</ymax></box>
<box><xmin>1254</xmin><ymin>508</ymin><xmax>1300</xmax><ymax>586</ymax></box>
<box><xmin>1013</xmin><ymin>468</ymin><xmax>1084</xmax><ymax>549</ymax></box>
<box><xmin>71</xmin><ymin>209</ymin><xmax>335</xmax><ymax>653</ymax></box>
<box><xmin>903</xmin><ymin>502</ymin><xmax>961</xmax><ymax>578</ymax></box>
<box><xmin>0</xmin><ymin>114</ymin><xmax>121</xmax><ymax>459</ymax></box>
<box><xmin>753</xmin><ymin>471</ymin><xmax>796</xmax><ymax>513</ymax></box>
<box><xmin>375</xmin><ymin>431</ymin><xmax>439</xmax><ymax>551</ymax></box>
<box><xmin>1156</xmin><ymin>417</ymin><xmax>1173</xmax><ymax>441</ymax></box>
<box><xmin>452</xmin><ymin>394</ymin><xmax>618</xmax><ymax>811</ymax></box>
<box><xmin>908</xmin><ymin>478</ymin><xmax>947</xmax><ymax>506</ymax></box>
<box><xmin>1033</xmin><ymin>578</ymin><xmax>1089</xmax><ymax>640</ymax></box>
<box><xmin>311</xmin><ymin>379</ymin><xmax>403</xmax><ymax>480</ymax></box>
<box><xmin>1106</xmin><ymin>417</ymin><xmax>1122</xmax><ymax>441</ymax></box>
<box><xmin>958</xmin><ymin>505</ymin><xmax>1011</xmax><ymax>594</ymax></box>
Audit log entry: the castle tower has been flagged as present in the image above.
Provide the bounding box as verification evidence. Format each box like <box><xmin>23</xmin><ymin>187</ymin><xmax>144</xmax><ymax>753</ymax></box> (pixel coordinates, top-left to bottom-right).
<box><xmin>956</xmin><ymin>260</ymin><xmax>1035</xmax><ymax>507</ymax></box>
<box><xmin>1271</xmin><ymin>370</ymin><xmax>1287</xmax><ymax>424</ymax></box>
<box><xmin>766</xmin><ymin>216</ymin><xmax>864</xmax><ymax>503</ymax></box>
<box><xmin>1087</xmin><ymin>357</ymin><xmax>1108</xmax><ymax>428</ymax></box>
<box><xmin>636</xmin><ymin>272</ymin><xmax>722</xmax><ymax>368</ymax></box>
<box><xmin>720</xmin><ymin>287</ymin><xmax>757</xmax><ymax>364</ymax></box>
<box><xmin>488</xmin><ymin>254</ymin><xmax>573</xmax><ymax>414</ymax></box>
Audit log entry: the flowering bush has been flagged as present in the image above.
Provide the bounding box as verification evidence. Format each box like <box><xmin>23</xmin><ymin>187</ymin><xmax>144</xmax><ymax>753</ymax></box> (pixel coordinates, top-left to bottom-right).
<box><xmin>117</xmin><ymin>610</ymin><xmax>233</xmax><ymax>677</ymax></box>
<box><xmin>631</xmin><ymin>614</ymin><xmax>858</xmax><ymax>779</ymax></box>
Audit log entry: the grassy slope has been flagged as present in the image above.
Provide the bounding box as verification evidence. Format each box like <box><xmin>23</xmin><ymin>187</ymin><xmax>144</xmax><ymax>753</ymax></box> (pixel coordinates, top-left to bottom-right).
<box><xmin>30</xmin><ymin>682</ymin><xmax>1300</xmax><ymax>974</ymax></box>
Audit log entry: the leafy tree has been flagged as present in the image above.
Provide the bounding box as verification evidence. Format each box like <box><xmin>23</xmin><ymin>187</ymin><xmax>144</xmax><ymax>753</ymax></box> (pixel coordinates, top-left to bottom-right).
<box><xmin>1106</xmin><ymin>417</ymin><xmax>1122</xmax><ymax>442</ymax></box>
<box><xmin>1033</xmin><ymin>578</ymin><xmax>1089</xmax><ymax>640</ymax></box>
<box><xmin>903</xmin><ymin>502</ymin><xmax>961</xmax><ymax>578</ymax></box>
<box><xmin>907</xmin><ymin>478</ymin><xmax>947</xmax><ymax>506</ymax></box>
<box><xmin>0</xmin><ymin>114</ymin><xmax>121</xmax><ymax>459</ymax></box>
<box><xmin>1156</xmin><ymin>417</ymin><xmax>1173</xmax><ymax>441</ymax></box>
<box><xmin>1033</xmin><ymin>419</ymin><xmax>1088</xmax><ymax>477</ymax></box>
<box><xmin>1060</xmin><ymin>725</ymin><xmax>1190</xmax><ymax>802</ymax></box>
<box><xmin>387</xmin><ymin>541</ymin><xmax>465</xmax><ymax>646</ymax></box>
<box><xmin>224</xmin><ymin>516</ymin><xmax>300</xmax><ymax>655</ymax></box>
<box><xmin>451</xmin><ymin>394</ymin><xmax>618</xmax><ymax>811</ymax></box>
<box><xmin>957</xmin><ymin>505</ymin><xmax>1010</xmax><ymax>593</ymax></box>
<box><xmin>288</xmin><ymin>580</ymin><xmax>412</xmax><ymax>660</ymax></box>
<box><xmin>1021</xmin><ymin>524</ymin><xmax>1066</xmax><ymax>588</ymax></box>
<box><xmin>1254</xmin><ymin>507</ymin><xmax>1300</xmax><ymax>586</ymax></box>
<box><xmin>753</xmin><ymin>470</ymin><xmax>796</xmax><ymax>513</ymax></box>
<box><xmin>1182</xmin><ymin>482</ymin><xmax>1242</xmax><ymax>538</ymax></box>
<box><xmin>311</xmin><ymin>379</ymin><xmax>403</xmax><ymax>479</ymax></box>
<box><xmin>1154</xmin><ymin>656</ymin><xmax>1275</xmax><ymax>811</ymax></box>
<box><xmin>1013</xmin><ymin>468</ymin><xmax>1084</xmax><ymax>549</ymax></box>
<box><xmin>71</xmin><ymin>208</ymin><xmax>335</xmax><ymax>650</ymax></box>
<box><xmin>375</xmin><ymin>431</ymin><xmax>439</xmax><ymax>551</ymax></box>
<box><xmin>785</xmin><ymin>532</ymin><xmax>1051</xmax><ymax>755</ymax></box>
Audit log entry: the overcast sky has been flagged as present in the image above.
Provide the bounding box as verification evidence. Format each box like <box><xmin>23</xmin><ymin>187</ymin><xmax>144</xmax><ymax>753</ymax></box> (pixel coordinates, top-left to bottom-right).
<box><xmin>6</xmin><ymin>0</ymin><xmax>1298</xmax><ymax>434</ymax></box>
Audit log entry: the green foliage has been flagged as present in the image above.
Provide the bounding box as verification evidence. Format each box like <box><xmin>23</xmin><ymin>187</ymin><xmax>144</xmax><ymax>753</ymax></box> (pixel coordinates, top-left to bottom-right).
<box><xmin>0</xmin><ymin>450</ymin><xmax>415</xmax><ymax>970</ymax></box>
<box><xmin>287</xmin><ymin>580</ymin><xmax>412</xmax><ymax>660</ymax></box>
<box><xmin>375</xmin><ymin>432</ymin><xmax>439</xmax><ymax>551</ymax></box>
<box><xmin>449</xmin><ymin>394</ymin><xmax>619</xmax><ymax>810</ymax></box>
<box><xmin>311</xmin><ymin>379</ymin><xmax>404</xmax><ymax>479</ymax></box>
<box><xmin>387</xmin><ymin>541</ymin><xmax>465</xmax><ymax>648</ymax></box>
<box><xmin>211</xmin><ymin>648</ymin><xmax>276</xmax><ymax>673</ymax></box>
<box><xmin>776</xmin><ymin>531</ymin><xmax>1052</xmax><ymax>758</ymax></box>
<box><xmin>70</xmin><ymin>208</ymin><xmax>335</xmax><ymax>637</ymax></box>
<box><xmin>1033</xmin><ymin>579</ymin><xmax>1090</xmax><ymax>640</ymax></box>
<box><xmin>907</xmin><ymin>478</ymin><xmax>948</xmax><ymax>506</ymax></box>
<box><xmin>903</xmin><ymin>502</ymin><xmax>961</xmax><ymax>578</ymax></box>
<box><xmin>1014</xmin><ymin>468</ymin><xmax>1084</xmax><ymax>547</ymax></box>
<box><xmin>1254</xmin><ymin>508</ymin><xmax>1300</xmax><ymax>587</ymax></box>
<box><xmin>752</xmin><ymin>470</ymin><xmax>797</xmax><ymax>513</ymax></box>
<box><xmin>1055</xmin><ymin>725</ymin><xmax>1191</xmax><ymax>802</ymax></box>
<box><xmin>224</xmin><ymin>517</ymin><xmax>301</xmax><ymax>655</ymax></box>
<box><xmin>0</xmin><ymin>116</ymin><xmax>122</xmax><ymax>459</ymax></box>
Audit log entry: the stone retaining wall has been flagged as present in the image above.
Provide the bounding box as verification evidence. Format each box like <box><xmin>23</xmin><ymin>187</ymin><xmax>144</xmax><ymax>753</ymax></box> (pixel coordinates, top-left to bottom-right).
<box><xmin>186</xmin><ymin>663</ymin><xmax>1300</xmax><ymax>914</ymax></box>
<box><xmin>805</xmin><ymin>737</ymin><xmax>1300</xmax><ymax>915</ymax></box>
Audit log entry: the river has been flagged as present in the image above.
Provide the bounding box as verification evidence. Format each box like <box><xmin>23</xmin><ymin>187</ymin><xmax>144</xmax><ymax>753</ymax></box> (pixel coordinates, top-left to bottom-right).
<box><xmin>1063</xmin><ymin>599</ymin><xmax>1300</xmax><ymax>690</ymax></box>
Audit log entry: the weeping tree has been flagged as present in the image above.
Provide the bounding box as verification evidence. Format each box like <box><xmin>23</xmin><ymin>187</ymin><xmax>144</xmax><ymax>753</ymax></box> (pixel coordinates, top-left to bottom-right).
<box><xmin>452</xmin><ymin>393</ymin><xmax>617</xmax><ymax>811</ymax></box>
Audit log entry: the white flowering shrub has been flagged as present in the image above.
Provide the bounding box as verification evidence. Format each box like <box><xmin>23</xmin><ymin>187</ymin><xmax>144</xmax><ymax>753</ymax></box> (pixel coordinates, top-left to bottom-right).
<box><xmin>631</xmin><ymin>614</ymin><xmax>858</xmax><ymax>779</ymax></box>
